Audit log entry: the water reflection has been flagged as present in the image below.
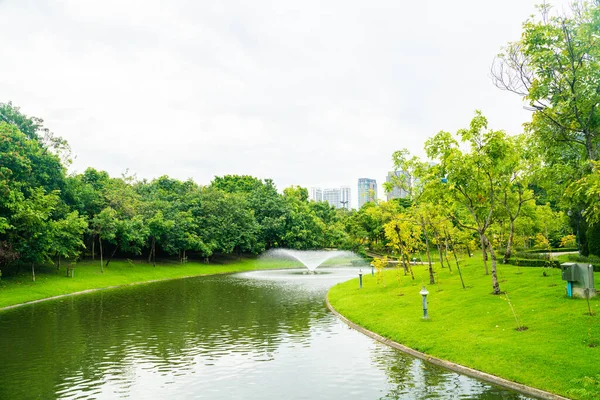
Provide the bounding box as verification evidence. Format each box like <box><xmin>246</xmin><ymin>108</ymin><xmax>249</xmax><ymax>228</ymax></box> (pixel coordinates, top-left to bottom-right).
<box><xmin>0</xmin><ymin>268</ymin><xmax>530</xmax><ymax>399</ymax></box>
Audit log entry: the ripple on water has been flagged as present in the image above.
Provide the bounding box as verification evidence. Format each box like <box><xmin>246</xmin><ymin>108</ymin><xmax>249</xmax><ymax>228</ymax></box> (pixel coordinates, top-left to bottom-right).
<box><xmin>0</xmin><ymin>268</ymin><xmax>531</xmax><ymax>400</ymax></box>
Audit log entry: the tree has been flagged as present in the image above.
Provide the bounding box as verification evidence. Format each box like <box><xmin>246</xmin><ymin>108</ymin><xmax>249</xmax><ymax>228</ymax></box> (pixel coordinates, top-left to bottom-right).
<box><xmin>0</xmin><ymin>101</ymin><xmax>70</xmax><ymax>159</ymax></box>
<box><xmin>426</xmin><ymin>112</ymin><xmax>514</xmax><ymax>295</ymax></box>
<box><xmin>492</xmin><ymin>1</ymin><xmax>600</xmax><ymax>162</ymax></box>
<box><xmin>7</xmin><ymin>188</ymin><xmax>61</xmax><ymax>281</ymax></box>
<box><xmin>48</xmin><ymin>211</ymin><xmax>87</xmax><ymax>270</ymax></box>
<box><xmin>281</xmin><ymin>186</ymin><xmax>324</xmax><ymax>249</ymax></box>
<box><xmin>211</xmin><ymin>175</ymin><xmax>289</xmax><ymax>250</ymax></box>
<box><xmin>495</xmin><ymin>134</ymin><xmax>537</xmax><ymax>263</ymax></box>
<box><xmin>384</xmin><ymin>217</ymin><xmax>420</xmax><ymax>279</ymax></box>
<box><xmin>91</xmin><ymin>207</ymin><xmax>118</xmax><ymax>273</ymax></box>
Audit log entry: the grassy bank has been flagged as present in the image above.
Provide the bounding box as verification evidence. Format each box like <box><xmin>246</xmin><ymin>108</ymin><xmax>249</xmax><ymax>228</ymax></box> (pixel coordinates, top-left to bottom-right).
<box><xmin>0</xmin><ymin>257</ymin><xmax>298</xmax><ymax>310</ymax></box>
<box><xmin>328</xmin><ymin>256</ymin><xmax>600</xmax><ymax>400</ymax></box>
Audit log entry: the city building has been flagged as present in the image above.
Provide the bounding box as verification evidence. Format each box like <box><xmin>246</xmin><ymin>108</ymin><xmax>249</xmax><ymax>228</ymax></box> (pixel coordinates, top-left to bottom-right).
<box><xmin>358</xmin><ymin>178</ymin><xmax>377</xmax><ymax>209</ymax></box>
<box><xmin>310</xmin><ymin>186</ymin><xmax>351</xmax><ymax>210</ymax></box>
<box><xmin>309</xmin><ymin>187</ymin><xmax>323</xmax><ymax>202</ymax></box>
<box><xmin>340</xmin><ymin>187</ymin><xmax>351</xmax><ymax>210</ymax></box>
<box><xmin>386</xmin><ymin>171</ymin><xmax>410</xmax><ymax>201</ymax></box>
<box><xmin>323</xmin><ymin>188</ymin><xmax>341</xmax><ymax>208</ymax></box>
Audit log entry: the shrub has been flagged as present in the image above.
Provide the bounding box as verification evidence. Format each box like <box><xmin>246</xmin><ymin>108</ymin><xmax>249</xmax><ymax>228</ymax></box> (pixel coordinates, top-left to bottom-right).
<box><xmin>533</xmin><ymin>233</ymin><xmax>550</xmax><ymax>249</ymax></box>
<box><xmin>506</xmin><ymin>258</ymin><xmax>561</xmax><ymax>268</ymax></box>
<box><xmin>587</xmin><ymin>223</ymin><xmax>600</xmax><ymax>257</ymax></box>
<box><xmin>560</xmin><ymin>234</ymin><xmax>577</xmax><ymax>248</ymax></box>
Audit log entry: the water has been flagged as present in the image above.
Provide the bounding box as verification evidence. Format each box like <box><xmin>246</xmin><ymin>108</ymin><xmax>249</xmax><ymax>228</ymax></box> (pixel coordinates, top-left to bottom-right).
<box><xmin>261</xmin><ymin>248</ymin><xmax>364</xmax><ymax>272</ymax></box>
<box><xmin>0</xmin><ymin>268</ymin><xmax>531</xmax><ymax>399</ymax></box>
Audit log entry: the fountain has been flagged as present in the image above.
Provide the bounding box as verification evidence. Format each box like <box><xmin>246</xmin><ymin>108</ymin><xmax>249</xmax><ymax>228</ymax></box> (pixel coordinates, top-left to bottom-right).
<box><xmin>261</xmin><ymin>249</ymin><xmax>363</xmax><ymax>273</ymax></box>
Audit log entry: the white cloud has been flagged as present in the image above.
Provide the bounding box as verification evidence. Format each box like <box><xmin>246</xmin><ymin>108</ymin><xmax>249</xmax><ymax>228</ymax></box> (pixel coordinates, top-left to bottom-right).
<box><xmin>0</xmin><ymin>0</ymin><xmax>572</xmax><ymax>206</ymax></box>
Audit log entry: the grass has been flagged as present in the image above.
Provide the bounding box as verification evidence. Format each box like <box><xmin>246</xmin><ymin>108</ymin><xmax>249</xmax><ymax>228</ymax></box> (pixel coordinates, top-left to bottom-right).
<box><xmin>328</xmin><ymin>254</ymin><xmax>600</xmax><ymax>400</ymax></box>
<box><xmin>0</xmin><ymin>257</ymin><xmax>299</xmax><ymax>310</ymax></box>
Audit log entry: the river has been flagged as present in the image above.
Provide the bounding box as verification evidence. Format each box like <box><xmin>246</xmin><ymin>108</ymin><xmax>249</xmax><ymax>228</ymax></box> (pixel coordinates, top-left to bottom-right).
<box><xmin>0</xmin><ymin>267</ymin><xmax>531</xmax><ymax>399</ymax></box>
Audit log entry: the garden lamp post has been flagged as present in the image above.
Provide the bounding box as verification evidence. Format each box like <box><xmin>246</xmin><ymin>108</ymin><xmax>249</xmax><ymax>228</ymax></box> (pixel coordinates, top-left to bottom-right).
<box><xmin>359</xmin><ymin>269</ymin><xmax>363</xmax><ymax>289</ymax></box>
<box><xmin>420</xmin><ymin>286</ymin><xmax>429</xmax><ymax>319</ymax></box>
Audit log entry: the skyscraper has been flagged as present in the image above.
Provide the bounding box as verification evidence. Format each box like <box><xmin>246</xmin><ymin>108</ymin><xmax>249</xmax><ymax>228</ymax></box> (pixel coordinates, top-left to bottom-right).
<box><xmin>309</xmin><ymin>187</ymin><xmax>323</xmax><ymax>202</ymax></box>
<box><xmin>311</xmin><ymin>186</ymin><xmax>352</xmax><ymax>209</ymax></box>
<box><xmin>340</xmin><ymin>187</ymin><xmax>351</xmax><ymax>210</ymax></box>
<box><xmin>358</xmin><ymin>178</ymin><xmax>377</xmax><ymax>209</ymax></box>
<box><xmin>386</xmin><ymin>171</ymin><xmax>410</xmax><ymax>201</ymax></box>
<box><xmin>323</xmin><ymin>188</ymin><xmax>341</xmax><ymax>208</ymax></box>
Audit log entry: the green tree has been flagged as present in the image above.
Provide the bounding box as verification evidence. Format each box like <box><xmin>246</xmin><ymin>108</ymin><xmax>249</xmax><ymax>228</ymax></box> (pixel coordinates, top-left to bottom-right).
<box><xmin>48</xmin><ymin>211</ymin><xmax>87</xmax><ymax>270</ymax></box>
<box><xmin>91</xmin><ymin>207</ymin><xmax>118</xmax><ymax>273</ymax></box>
<box><xmin>426</xmin><ymin>112</ymin><xmax>514</xmax><ymax>295</ymax></box>
<box><xmin>493</xmin><ymin>1</ymin><xmax>600</xmax><ymax>162</ymax></box>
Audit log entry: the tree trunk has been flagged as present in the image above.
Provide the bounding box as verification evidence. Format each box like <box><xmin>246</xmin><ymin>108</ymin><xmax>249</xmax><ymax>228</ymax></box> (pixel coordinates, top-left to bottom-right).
<box><xmin>453</xmin><ymin>245</ymin><xmax>465</xmax><ymax>289</ymax></box>
<box><xmin>148</xmin><ymin>239</ymin><xmax>153</xmax><ymax>263</ymax></box>
<box><xmin>447</xmin><ymin>233</ymin><xmax>465</xmax><ymax>289</ymax></box>
<box><xmin>486</xmin><ymin>236</ymin><xmax>501</xmax><ymax>295</ymax></box>
<box><xmin>403</xmin><ymin>253</ymin><xmax>415</xmax><ymax>280</ymax></box>
<box><xmin>432</xmin><ymin>229</ymin><xmax>445</xmax><ymax>268</ymax></box>
<box><xmin>443</xmin><ymin>242</ymin><xmax>452</xmax><ymax>273</ymax></box>
<box><xmin>465</xmin><ymin>242</ymin><xmax>473</xmax><ymax>257</ymax></box>
<box><xmin>105</xmin><ymin>244</ymin><xmax>119</xmax><ymax>267</ymax></box>
<box><xmin>503</xmin><ymin>219</ymin><xmax>516</xmax><ymax>264</ymax></box>
<box><xmin>56</xmin><ymin>254</ymin><xmax>61</xmax><ymax>271</ymax></box>
<box><xmin>92</xmin><ymin>235</ymin><xmax>95</xmax><ymax>261</ymax></box>
<box><xmin>399</xmin><ymin>247</ymin><xmax>408</xmax><ymax>276</ymax></box>
<box><xmin>152</xmin><ymin>237</ymin><xmax>156</xmax><ymax>267</ymax></box>
<box><xmin>99</xmin><ymin>236</ymin><xmax>104</xmax><ymax>273</ymax></box>
<box><xmin>479</xmin><ymin>232</ymin><xmax>489</xmax><ymax>275</ymax></box>
<box><xmin>421</xmin><ymin>217</ymin><xmax>435</xmax><ymax>285</ymax></box>
<box><xmin>31</xmin><ymin>262</ymin><xmax>35</xmax><ymax>282</ymax></box>
<box><xmin>443</xmin><ymin>234</ymin><xmax>452</xmax><ymax>272</ymax></box>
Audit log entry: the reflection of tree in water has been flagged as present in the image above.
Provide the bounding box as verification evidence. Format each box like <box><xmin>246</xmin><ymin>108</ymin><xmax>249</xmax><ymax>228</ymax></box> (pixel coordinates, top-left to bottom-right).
<box><xmin>0</xmin><ymin>274</ymin><xmax>326</xmax><ymax>399</ymax></box>
<box><xmin>370</xmin><ymin>344</ymin><xmax>530</xmax><ymax>400</ymax></box>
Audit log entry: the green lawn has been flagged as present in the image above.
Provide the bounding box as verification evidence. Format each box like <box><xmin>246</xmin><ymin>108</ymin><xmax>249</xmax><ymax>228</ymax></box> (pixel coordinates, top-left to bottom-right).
<box><xmin>328</xmin><ymin>255</ymin><xmax>600</xmax><ymax>400</ymax></box>
<box><xmin>0</xmin><ymin>257</ymin><xmax>299</xmax><ymax>310</ymax></box>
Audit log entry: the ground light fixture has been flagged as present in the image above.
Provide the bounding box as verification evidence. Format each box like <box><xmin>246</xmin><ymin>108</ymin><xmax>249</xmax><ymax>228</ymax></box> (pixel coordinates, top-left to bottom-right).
<box><xmin>420</xmin><ymin>286</ymin><xmax>429</xmax><ymax>319</ymax></box>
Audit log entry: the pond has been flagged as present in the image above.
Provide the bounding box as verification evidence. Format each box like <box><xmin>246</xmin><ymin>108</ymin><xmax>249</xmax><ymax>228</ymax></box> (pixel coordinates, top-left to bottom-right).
<box><xmin>0</xmin><ymin>268</ymin><xmax>531</xmax><ymax>399</ymax></box>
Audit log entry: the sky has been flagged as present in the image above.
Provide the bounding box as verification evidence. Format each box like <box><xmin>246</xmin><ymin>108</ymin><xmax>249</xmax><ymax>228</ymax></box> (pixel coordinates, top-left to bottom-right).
<box><xmin>0</xmin><ymin>0</ymin><xmax>572</xmax><ymax>208</ymax></box>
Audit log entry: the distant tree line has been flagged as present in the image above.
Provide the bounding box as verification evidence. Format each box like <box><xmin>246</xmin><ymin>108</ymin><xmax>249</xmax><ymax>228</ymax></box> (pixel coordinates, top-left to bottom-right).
<box><xmin>0</xmin><ymin>102</ymin><xmax>361</xmax><ymax>278</ymax></box>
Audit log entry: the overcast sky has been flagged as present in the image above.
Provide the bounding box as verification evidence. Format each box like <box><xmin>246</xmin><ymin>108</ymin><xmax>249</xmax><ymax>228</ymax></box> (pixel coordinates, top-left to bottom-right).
<box><xmin>0</xmin><ymin>0</ymin><xmax>571</xmax><ymax>208</ymax></box>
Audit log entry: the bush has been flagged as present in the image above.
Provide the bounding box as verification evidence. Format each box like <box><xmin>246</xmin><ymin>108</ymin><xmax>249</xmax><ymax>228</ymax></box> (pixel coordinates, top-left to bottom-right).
<box><xmin>587</xmin><ymin>223</ymin><xmax>600</xmax><ymax>257</ymax></box>
<box><xmin>565</xmin><ymin>254</ymin><xmax>600</xmax><ymax>272</ymax></box>
<box><xmin>560</xmin><ymin>234</ymin><xmax>577</xmax><ymax>248</ymax></box>
<box><xmin>525</xmin><ymin>248</ymin><xmax>578</xmax><ymax>253</ymax></box>
<box><xmin>512</xmin><ymin>251</ymin><xmax>550</xmax><ymax>260</ymax></box>
<box><xmin>506</xmin><ymin>258</ymin><xmax>561</xmax><ymax>268</ymax></box>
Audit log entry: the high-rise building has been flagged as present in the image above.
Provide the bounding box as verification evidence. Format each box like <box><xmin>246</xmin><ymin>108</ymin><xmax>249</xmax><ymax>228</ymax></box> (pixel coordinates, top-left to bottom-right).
<box><xmin>386</xmin><ymin>171</ymin><xmax>410</xmax><ymax>201</ymax></box>
<box><xmin>309</xmin><ymin>187</ymin><xmax>323</xmax><ymax>202</ymax></box>
<box><xmin>311</xmin><ymin>186</ymin><xmax>352</xmax><ymax>209</ymax></box>
<box><xmin>358</xmin><ymin>178</ymin><xmax>377</xmax><ymax>209</ymax></box>
<box><xmin>340</xmin><ymin>187</ymin><xmax>351</xmax><ymax>210</ymax></box>
<box><xmin>323</xmin><ymin>188</ymin><xmax>341</xmax><ymax>208</ymax></box>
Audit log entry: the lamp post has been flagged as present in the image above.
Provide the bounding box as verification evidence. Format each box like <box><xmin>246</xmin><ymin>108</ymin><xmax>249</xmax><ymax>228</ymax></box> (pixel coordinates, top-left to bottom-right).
<box><xmin>420</xmin><ymin>286</ymin><xmax>429</xmax><ymax>319</ymax></box>
<box><xmin>359</xmin><ymin>269</ymin><xmax>363</xmax><ymax>289</ymax></box>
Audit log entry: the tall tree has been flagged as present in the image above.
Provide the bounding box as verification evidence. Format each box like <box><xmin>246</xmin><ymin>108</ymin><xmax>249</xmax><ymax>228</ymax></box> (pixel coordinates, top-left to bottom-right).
<box><xmin>426</xmin><ymin>112</ymin><xmax>514</xmax><ymax>295</ymax></box>
<box><xmin>492</xmin><ymin>1</ymin><xmax>600</xmax><ymax>162</ymax></box>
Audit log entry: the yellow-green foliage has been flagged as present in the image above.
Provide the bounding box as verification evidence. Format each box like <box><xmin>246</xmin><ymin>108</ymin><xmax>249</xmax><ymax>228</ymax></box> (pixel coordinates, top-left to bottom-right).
<box><xmin>329</xmin><ymin>255</ymin><xmax>600</xmax><ymax>399</ymax></box>
<box><xmin>372</xmin><ymin>256</ymin><xmax>387</xmax><ymax>286</ymax></box>
<box><xmin>560</xmin><ymin>234</ymin><xmax>577</xmax><ymax>248</ymax></box>
<box><xmin>533</xmin><ymin>232</ymin><xmax>550</xmax><ymax>249</ymax></box>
